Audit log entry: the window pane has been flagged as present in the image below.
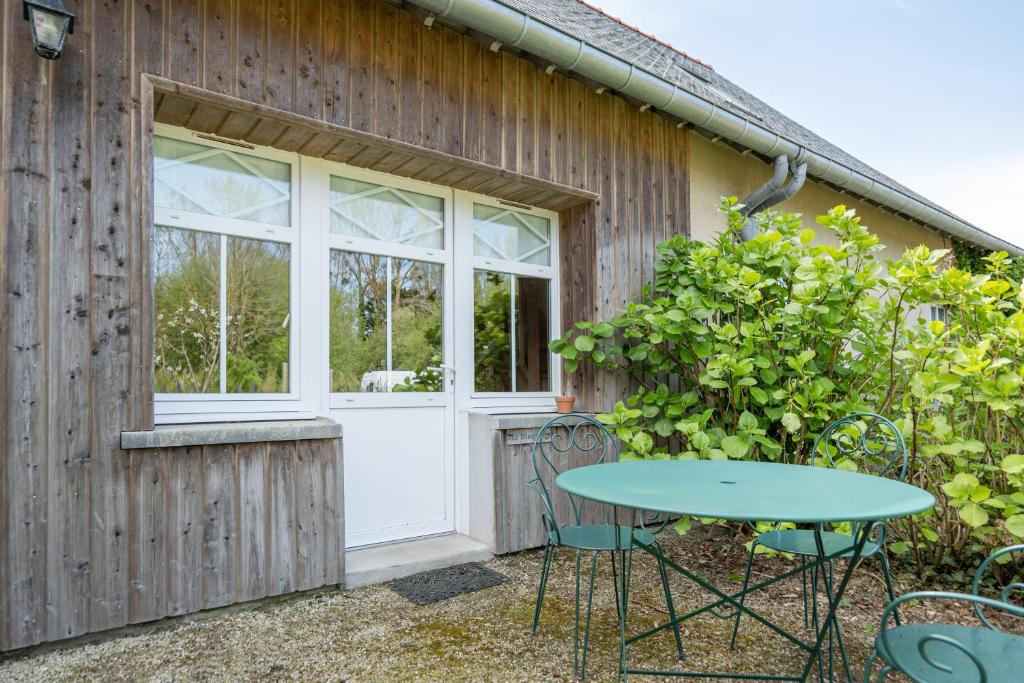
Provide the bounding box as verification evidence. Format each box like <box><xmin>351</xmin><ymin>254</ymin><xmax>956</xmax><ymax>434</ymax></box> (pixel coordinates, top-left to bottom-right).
<box><xmin>226</xmin><ymin>237</ymin><xmax>291</xmax><ymax>393</ymax></box>
<box><xmin>154</xmin><ymin>136</ymin><xmax>291</xmax><ymax>226</ymax></box>
<box><xmin>516</xmin><ymin>276</ymin><xmax>551</xmax><ymax>392</ymax></box>
<box><xmin>474</xmin><ymin>270</ymin><xmax>512</xmax><ymax>392</ymax></box>
<box><xmin>154</xmin><ymin>226</ymin><xmax>221</xmax><ymax>393</ymax></box>
<box><xmin>392</xmin><ymin>259</ymin><xmax>444</xmax><ymax>392</ymax></box>
<box><xmin>330</xmin><ymin>176</ymin><xmax>444</xmax><ymax>249</ymax></box>
<box><xmin>473</xmin><ymin>204</ymin><xmax>551</xmax><ymax>266</ymax></box>
<box><xmin>329</xmin><ymin>251</ymin><xmax>387</xmax><ymax>392</ymax></box>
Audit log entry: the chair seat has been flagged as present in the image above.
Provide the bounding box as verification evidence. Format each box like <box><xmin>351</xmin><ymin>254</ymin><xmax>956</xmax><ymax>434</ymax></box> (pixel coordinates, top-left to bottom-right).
<box><xmin>756</xmin><ymin>529</ymin><xmax>881</xmax><ymax>558</ymax></box>
<box><xmin>876</xmin><ymin>623</ymin><xmax>1024</xmax><ymax>682</ymax></box>
<box><xmin>555</xmin><ymin>524</ymin><xmax>657</xmax><ymax>551</ymax></box>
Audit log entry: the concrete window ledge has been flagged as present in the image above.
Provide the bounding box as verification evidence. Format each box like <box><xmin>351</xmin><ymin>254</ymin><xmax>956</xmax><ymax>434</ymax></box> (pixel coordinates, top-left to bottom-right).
<box><xmin>121</xmin><ymin>417</ymin><xmax>342</xmax><ymax>450</ymax></box>
<box><xmin>465</xmin><ymin>412</ymin><xmax>595</xmax><ymax>430</ymax></box>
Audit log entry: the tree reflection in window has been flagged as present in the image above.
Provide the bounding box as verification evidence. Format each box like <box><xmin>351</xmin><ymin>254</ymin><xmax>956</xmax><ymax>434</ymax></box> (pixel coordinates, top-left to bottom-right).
<box><xmin>329</xmin><ymin>251</ymin><xmax>443</xmax><ymax>392</ymax></box>
<box><xmin>473</xmin><ymin>270</ymin><xmax>550</xmax><ymax>393</ymax></box>
<box><xmin>154</xmin><ymin>226</ymin><xmax>290</xmax><ymax>394</ymax></box>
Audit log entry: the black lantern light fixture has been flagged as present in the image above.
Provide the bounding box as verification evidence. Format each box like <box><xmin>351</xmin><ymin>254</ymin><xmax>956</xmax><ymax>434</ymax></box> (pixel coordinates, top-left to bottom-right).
<box><xmin>23</xmin><ymin>0</ymin><xmax>75</xmax><ymax>60</ymax></box>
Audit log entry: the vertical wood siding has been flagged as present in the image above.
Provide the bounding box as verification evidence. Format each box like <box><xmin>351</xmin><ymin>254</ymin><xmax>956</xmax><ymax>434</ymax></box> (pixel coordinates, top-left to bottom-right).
<box><xmin>0</xmin><ymin>0</ymin><xmax>688</xmax><ymax>649</ymax></box>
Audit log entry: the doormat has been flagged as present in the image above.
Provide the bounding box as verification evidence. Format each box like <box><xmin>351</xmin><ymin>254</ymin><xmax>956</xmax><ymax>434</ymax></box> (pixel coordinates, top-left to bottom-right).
<box><xmin>387</xmin><ymin>563</ymin><xmax>509</xmax><ymax>605</ymax></box>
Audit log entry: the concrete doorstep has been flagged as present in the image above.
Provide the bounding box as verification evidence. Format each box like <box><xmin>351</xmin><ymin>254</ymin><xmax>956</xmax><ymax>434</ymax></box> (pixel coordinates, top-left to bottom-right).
<box><xmin>344</xmin><ymin>534</ymin><xmax>493</xmax><ymax>589</ymax></box>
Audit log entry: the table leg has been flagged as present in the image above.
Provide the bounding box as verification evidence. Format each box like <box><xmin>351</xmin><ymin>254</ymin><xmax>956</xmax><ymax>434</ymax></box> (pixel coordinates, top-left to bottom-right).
<box><xmin>613</xmin><ymin>506</ymin><xmax>636</xmax><ymax>682</ymax></box>
<box><xmin>800</xmin><ymin>523</ymin><xmax>875</xmax><ymax>682</ymax></box>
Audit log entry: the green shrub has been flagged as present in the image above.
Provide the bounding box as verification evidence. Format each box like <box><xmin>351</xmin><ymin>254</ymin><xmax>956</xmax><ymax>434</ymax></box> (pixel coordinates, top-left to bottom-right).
<box><xmin>551</xmin><ymin>199</ymin><xmax>1024</xmax><ymax>575</ymax></box>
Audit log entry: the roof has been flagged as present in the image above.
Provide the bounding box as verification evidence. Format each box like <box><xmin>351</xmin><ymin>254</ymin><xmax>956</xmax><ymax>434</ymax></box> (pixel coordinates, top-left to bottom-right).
<box><xmin>493</xmin><ymin>0</ymin><xmax>1018</xmax><ymax>252</ymax></box>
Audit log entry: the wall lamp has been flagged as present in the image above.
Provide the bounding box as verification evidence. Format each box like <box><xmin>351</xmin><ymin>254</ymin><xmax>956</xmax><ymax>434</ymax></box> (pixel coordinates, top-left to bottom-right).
<box><xmin>23</xmin><ymin>0</ymin><xmax>75</xmax><ymax>60</ymax></box>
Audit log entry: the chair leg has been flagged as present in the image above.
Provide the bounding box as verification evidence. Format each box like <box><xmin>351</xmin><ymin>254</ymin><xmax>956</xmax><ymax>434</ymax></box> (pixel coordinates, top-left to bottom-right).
<box><xmin>864</xmin><ymin>650</ymin><xmax>893</xmax><ymax>683</ymax></box>
<box><xmin>579</xmin><ymin>550</ymin><xmax>599</xmax><ymax>679</ymax></box>
<box><xmin>812</xmin><ymin>559</ymin><xmax>827</xmax><ymax>683</ymax></box>
<box><xmin>879</xmin><ymin>551</ymin><xmax>900</xmax><ymax>626</ymax></box>
<box><xmin>655</xmin><ymin>543</ymin><xmax>685</xmax><ymax>662</ymax></box>
<box><xmin>610</xmin><ymin>551</ymin><xmax>621</xmax><ymax>623</ymax></box>
<box><xmin>532</xmin><ymin>543</ymin><xmax>554</xmax><ymax>635</ymax></box>
<box><xmin>573</xmin><ymin>549</ymin><xmax>583</xmax><ymax>678</ymax></box>
<box><xmin>729</xmin><ymin>539</ymin><xmax>757</xmax><ymax>650</ymax></box>
<box><xmin>801</xmin><ymin>556</ymin><xmax>809</xmax><ymax>629</ymax></box>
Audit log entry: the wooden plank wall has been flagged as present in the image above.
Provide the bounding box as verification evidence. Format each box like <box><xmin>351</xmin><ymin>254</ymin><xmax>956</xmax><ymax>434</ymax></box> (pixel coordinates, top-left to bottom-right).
<box><xmin>125</xmin><ymin>439</ymin><xmax>344</xmax><ymax>625</ymax></box>
<box><xmin>0</xmin><ymin>0</ymin><xmax>688</xmax><ymax>649</ymax></box>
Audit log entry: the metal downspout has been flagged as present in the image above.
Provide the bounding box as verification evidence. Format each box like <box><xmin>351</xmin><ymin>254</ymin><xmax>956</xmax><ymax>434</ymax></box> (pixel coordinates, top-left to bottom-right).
<box><xmin>738</xmin><ymin>155</ymin><xmax>788</xmax><ymax>241</ymax></box>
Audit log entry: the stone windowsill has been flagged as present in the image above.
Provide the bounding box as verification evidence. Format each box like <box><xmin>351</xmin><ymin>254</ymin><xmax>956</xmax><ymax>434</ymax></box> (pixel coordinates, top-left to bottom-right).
<box><xmin>121</xmin><ymin>417</ymin><xmax>342</xmax><ymax>450</ymax></box>
<box><xmin>466</xmin><ymin>412</ymin><xmax>595</xmax><ymax>430</ymax></box>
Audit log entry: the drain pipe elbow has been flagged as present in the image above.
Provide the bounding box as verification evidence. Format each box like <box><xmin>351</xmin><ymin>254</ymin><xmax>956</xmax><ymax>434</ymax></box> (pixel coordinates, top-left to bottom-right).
<box><xmin>739</xmin><ymin>154</ymin><xmax>788</xmax><ymax>241</ymax></box>
<box><xmin>761</xmin><ymin>161</ymin><xmax>807</xmax><ymax>208</ymax></box>
<box><xmin>740</xmin><ymin>154</ymin><xmax>788</xmax><ymax>217</ymax></box>
<box><xmin>739</xmin><ymin>159</ymin><xmax>808</xmax><ymax>242</ymax></box>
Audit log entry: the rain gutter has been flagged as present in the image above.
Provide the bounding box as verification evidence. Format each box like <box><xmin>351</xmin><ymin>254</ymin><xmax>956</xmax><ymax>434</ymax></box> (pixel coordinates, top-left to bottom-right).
<box><xmin>408</xmin><ymin>0</ymin><xmax>1020</xmax><ymax>255</ymax></box>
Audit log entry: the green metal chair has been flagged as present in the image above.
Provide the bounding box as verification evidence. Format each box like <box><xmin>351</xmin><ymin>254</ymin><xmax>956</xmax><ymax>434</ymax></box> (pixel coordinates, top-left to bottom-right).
<box><xmin>864</xmin><ymin>543</ymin><xmax>1024</xmax><ymax>682</ymax></box>
<box><xmin>730</xmin><ymin>413</ymin><xmax>908</xmax><ymax>650</ymax></box>
<box><xmin>527</xmin><ymin>413</ymin><xmax>684</xmax><ymax>678</ymax></box>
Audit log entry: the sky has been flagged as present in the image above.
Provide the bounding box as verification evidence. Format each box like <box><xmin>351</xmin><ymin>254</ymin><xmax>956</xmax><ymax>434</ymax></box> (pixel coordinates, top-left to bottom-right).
<box><xmin>591</xmin><ymin>0</ymin><xmax>1023</xmax><ymax>247</ymax></box>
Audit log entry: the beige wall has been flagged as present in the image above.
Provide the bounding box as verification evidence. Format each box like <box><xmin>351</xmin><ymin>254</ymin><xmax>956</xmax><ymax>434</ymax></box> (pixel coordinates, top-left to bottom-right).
<box><xmin>688</xmin><ymin>134</ymin><xmax>949</xmax><ymax>256</ymax></box>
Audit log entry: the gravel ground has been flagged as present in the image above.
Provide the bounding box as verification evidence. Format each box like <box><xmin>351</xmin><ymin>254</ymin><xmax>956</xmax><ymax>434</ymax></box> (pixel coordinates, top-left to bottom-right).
<box><xmin>0</xmin><ymin>527</ymin><xmax>983</xmax><ymax>682</ymax></box>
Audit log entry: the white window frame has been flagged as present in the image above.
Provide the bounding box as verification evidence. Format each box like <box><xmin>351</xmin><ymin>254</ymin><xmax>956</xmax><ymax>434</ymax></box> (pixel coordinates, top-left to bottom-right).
<box><xmin>152</xmin><ymin>126</ymin><xmax>561</xmax><ymax>423</ymax></box>
<box><xmin>454</xmin><ymin>191</ymin><xmax>561</xmax><ymax>410</ymax></box>
<box><xmin>311</xmin><ymin>159</ymin><xmax>455</xmax><ymax>412</ymax></box>
<box><xmin>153</xmin><ymin>124</ymin><xmax>315</xmax><ymax>423</ymax></box>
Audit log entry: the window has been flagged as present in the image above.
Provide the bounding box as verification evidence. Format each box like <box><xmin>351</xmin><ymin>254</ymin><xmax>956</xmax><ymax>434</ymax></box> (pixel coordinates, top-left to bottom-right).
<box><xmin>327</xmin><ymin>173</ymin><xmax>448</xmax><ymax>394</ymax></box>
<box><xmin>152</xmin><ymin>125</ymin><xmax>559</xmax><ymax>421</ymax></box>
<box><xmin>930</xmin><ymin>304</ymin><xmax>948</xmax><ymax>324</ymax></box>
<box><xmin>153</xmin><ymin>128</ymin><xmax>300</xmax><ymax>420</ymax></box>
<box><xmin>470</xmin><ymin>202</ymin><xmax>555</xmax><ymax>394</ymax></box>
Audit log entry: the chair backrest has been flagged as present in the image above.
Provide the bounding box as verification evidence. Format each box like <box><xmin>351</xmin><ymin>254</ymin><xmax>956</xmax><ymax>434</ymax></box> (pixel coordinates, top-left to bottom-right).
<box><xmin>812</xmin><ymin>413</ymin><xmax>908</xmax><ymax>481</ymax></box>
<box><xmin>528</xmin><ymin>414</ymin><xmax>618</xmax><ymax>544</ymax></box>
<box><xmin>972</xmin><ymin>543</ymin><xmax>1024</xmax><ymax>629</ymax></box>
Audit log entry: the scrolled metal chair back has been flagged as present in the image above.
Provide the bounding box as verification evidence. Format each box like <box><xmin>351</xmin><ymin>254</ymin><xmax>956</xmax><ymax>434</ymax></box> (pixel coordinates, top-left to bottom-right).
<box><xmin>972</xmin><ymin>543</ymin><xmax>1024</xmax><ymax>630</ymax></box>
<box><xmin>812</xmin><ymin>413</ymin><xmax>907</xmax><ymax>481</ymax></box>
<box><xmin>875</xmin><ymin>544</ymin><xmax>1024</xmax><ymax>683</ymax></box>
<box><xmin>528</xmin><ymin>414</ymin><xmax>618</xmax><ymax>545</ymax></box>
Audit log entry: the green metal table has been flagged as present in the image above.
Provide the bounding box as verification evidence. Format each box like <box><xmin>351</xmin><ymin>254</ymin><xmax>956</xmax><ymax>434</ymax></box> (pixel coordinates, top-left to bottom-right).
<box><xmin>556</xmin><ymin>460</ymin><xmax>935</xmax><ymax>682</ymax></box>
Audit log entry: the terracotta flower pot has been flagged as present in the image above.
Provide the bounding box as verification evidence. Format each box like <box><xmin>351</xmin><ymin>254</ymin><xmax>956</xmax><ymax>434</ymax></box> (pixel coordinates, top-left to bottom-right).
<box><xmin>554</xmin><ymin>395</ymin><xmax>576</xmax><ymax>414</ymax></box>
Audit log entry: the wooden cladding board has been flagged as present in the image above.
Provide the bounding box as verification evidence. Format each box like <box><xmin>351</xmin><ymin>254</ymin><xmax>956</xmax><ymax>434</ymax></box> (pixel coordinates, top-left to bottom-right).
<box><xmin>127</xmin><ymin>439</ymin><xmax>344</xmax><ymax>628</ymax></box>
<box><xmin>0</xmin><ymin>0</ymin><xmax>688</xmax><ymax>649</ymax></box>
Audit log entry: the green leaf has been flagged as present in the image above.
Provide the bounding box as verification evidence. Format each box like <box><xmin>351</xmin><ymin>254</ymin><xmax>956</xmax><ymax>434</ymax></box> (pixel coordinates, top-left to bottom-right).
<box><xmin>654</xmin><ymin>418</ymin><xmax>675</xmax><ymax>437</ymax></box>
<box><xmin>1001</xmin><ymin>454</ymin><xmax>1024</xmax><ymax>475</ymax></box>
<box><xmin>738</xmin><ymin>411</ymin><xmax>759</xmax><ymax>431</ymax></box>
<box><xmin>674</xmin><ymin>517</ymin><xmax>693</xmax><ymax>535</ymax></box>
<box><xmin>574</xmin><ymin>335</ymin><xmax>595</xmax><ymax>352</ymax></box>
<box><xmin>942</xmin><ymin>473</ymin><xmax>980</xmax><ymax>499</ymax></box>
<box><xmin>781</xmin><ymin>412</ymin><xmax>801</xmax><ymax>433</ymax></box>
<box><xmin>958</xmin><ymin>502</ymin><xmax>989</xmax><ymax>528</ymax></box>
<box><xmin>1006</xmin><ymin>514</ymin><xmax>1024</xmax><ymax>538</ymax></box>
<box><xmin>630</xmin><ymin>431</ymin><xmax>654</xmax><ymax>454</ymax></box>
<box><xmin>720</xmin><ymin>435</ymin><xmax>750</xmax><ymax>459</ymax></box>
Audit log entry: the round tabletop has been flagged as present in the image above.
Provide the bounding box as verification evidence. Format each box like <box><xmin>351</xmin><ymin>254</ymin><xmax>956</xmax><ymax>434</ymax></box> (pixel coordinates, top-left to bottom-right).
<box><xmin>555</xmin><ymin>460</ymin><xmax>934</xmax><ymax>523</ymax></box>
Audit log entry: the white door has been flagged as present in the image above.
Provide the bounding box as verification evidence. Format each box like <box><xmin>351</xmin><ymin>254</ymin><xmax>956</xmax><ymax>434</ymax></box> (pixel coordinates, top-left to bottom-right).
<box><xmin>316</xmin><ymin>163</ymin><xmax>456</xmax><ymax>548</ymax></box>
